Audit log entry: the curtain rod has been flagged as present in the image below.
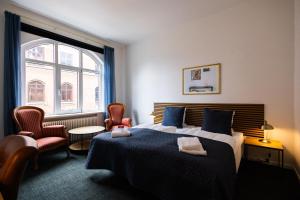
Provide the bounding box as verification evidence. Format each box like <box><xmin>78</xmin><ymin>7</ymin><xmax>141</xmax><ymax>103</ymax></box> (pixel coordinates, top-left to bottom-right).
<box><xmin>21</xmin><ymin>22</ymin><xmax>104</xmax><ymax>54</ymax></box>
<box><xmin>19</xmin><ymin>14</ymin><xmax>106</xmax><ymax>47</ymax></box>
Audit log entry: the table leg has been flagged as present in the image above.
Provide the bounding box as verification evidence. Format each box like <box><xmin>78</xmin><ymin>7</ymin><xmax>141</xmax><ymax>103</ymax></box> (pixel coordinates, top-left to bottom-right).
<box><xmin>81</xmin><ymin>135</ymin><xmax>83</xmax><ymax>150</ymax></box>
<box><xmin>244</xmin><ymin>145</ymin><xmax>248</xmax><ymax>160</ymax></box>
<box><xmin>278</xmin><ymin>150</ymin><xmax>280</xmax><ymax>167</ymax></box>
<box><xmin>281</xmin><ymin>150</ymin><xmax>284</xmax><ymax>168</ymax></box>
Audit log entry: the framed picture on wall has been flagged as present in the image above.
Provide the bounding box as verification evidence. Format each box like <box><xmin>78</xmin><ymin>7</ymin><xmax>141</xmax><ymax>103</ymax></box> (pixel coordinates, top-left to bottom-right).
<box><xmin>182</xmin><ymin>63</ymin><xmax>221</xmax><ymax>95</ymax></box>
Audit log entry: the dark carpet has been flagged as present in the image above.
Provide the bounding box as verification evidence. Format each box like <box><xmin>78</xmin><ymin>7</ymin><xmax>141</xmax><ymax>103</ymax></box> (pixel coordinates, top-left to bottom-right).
<box><xmin>19</xmin><ymin>151</ymin><xmax>300</xmax><ymax>200</ymax></box>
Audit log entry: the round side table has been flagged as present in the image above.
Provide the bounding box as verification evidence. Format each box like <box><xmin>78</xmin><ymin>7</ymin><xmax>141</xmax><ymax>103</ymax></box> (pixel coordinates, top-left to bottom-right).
<box><xmin>68</xmin><ymin>126</ymin><xmax>105</xmax><ymax>151</ymax></box>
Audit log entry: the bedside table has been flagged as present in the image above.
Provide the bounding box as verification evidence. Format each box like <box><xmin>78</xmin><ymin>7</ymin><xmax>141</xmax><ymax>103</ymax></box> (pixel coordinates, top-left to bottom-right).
<box><xmin>244</xmin><ymin>137</ymin><xmax>284</xmax><ymax>168</ymax></box>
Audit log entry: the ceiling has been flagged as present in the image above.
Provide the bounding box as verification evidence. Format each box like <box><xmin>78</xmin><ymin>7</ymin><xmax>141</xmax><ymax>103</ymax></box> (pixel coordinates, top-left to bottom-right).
<box><xmin>10</xmin><ymin>0</ymin><xmax>244</xmax><ymax>44</ymax></box>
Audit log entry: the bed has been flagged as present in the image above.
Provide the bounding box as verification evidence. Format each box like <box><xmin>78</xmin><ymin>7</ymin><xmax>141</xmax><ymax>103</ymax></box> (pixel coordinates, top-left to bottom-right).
<box><xmin>86</xmin><ymin>103</ymin><xmax>264</xmax><ymax>200</ymax></box>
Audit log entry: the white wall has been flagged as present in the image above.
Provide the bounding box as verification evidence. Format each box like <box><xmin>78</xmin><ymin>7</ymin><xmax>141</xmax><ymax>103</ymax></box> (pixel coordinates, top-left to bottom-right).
<box><xmin>294</xmin><ymin>0</ymin><xmax>300</xmax><ymax>175</ymax></box>
<box><xmin>126</xmin><ymin>0</ymin><xmax>295</xmax><ymax>166</ymax></box>
<box><xmin>0</xmin><ymin>1</ymin><xmax>127</xmax><ymax>138</ymax></box>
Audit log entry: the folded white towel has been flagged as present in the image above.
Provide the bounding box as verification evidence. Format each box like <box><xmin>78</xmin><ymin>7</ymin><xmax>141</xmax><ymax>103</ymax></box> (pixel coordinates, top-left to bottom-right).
<box><xmin>111</xmin><ymin>127</ymin><xmax>131</xmax><ymax>138</ymax></box>
<box><xmin>177</xmin><ymin>137</ymin><xmax>207</xmax><ymax>156</ymax></box>
<box><xmin>178</xmin><ymin>137</ymin><xmax>201</xmax><ymax>150</ymax></box>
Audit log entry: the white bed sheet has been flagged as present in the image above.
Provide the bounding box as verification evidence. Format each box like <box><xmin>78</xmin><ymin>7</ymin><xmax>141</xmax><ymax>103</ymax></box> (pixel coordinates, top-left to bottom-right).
<box><xmin>134</xmin><ymin>123</ymin><xmax>244</xmax><ymax>172</ymax></box>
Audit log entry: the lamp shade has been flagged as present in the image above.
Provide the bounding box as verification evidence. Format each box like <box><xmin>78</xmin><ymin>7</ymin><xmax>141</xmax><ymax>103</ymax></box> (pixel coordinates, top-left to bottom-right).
<box><xmin>261</xmin><ymin>120</ymin><xmax>274</xmax><ymax>130</ymax></box>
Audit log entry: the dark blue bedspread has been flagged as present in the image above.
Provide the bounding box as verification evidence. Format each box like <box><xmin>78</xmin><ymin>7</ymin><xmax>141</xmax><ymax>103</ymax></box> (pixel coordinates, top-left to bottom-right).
<box><xmin>86</xmin><ymin>128</ymin><xmax>236</xmax><ymax>200</ymax></box>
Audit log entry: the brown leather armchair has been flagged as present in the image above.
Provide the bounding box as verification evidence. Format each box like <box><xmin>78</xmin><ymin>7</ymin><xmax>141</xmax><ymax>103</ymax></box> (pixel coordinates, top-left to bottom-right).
<box><xmin>104</xmin><ymin>103</ymin><xmax>132</xmax><ymax>131</ymax></box>
<box><xmin>13</xmin><ymin>106</ymin><xmax>69</xmax><ymax>169</ymax></box>
<box><xmin>0</xmin><ymin>135</ymin><xmax>37</xmax><ymax>200</ymax></box>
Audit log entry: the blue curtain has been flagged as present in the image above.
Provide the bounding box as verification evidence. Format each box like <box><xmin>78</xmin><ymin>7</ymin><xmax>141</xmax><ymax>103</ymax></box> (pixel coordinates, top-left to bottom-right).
<box><xmin>103</xmin><ymin>46</ymin><xmax>116</xmax><ymax>117</ymax></box>
<box><xmin>4</xmin><ymin>11</ymin><xmax>21</xmax><ymax>136</ymax></box>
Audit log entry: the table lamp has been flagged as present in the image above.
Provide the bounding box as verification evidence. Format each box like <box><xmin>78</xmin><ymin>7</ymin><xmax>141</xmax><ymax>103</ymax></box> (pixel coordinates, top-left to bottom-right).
<box><xmin>150</xmin><ymin>111</ymin><xmax>155</xmax><ymax>122</ymax></box>
<box><xmin>259</xmin><ymin>120</ymin><xmax>274</xmax><ymax>143</ymax></box>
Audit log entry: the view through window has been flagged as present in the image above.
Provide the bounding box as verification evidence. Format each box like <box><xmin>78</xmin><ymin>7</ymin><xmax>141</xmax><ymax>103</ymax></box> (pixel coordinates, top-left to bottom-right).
<box><xmin>21</xmin><ymin>32</ymin><xmax>104</xmax><ymax>115</ymax></box>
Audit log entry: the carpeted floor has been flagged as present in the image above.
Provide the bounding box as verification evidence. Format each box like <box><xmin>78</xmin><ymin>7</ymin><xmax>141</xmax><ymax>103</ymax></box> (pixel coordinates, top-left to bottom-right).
<box><xmin>19</xmin><ymin>151</ymin><xmax>300</xmax><ymax>200</ymax></box>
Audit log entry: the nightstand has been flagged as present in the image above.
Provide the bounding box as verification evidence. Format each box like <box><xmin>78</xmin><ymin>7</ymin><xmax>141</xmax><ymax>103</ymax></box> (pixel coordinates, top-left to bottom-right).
<box><xmin>244</xmin><ymin>137</ymin><xmax>284</xmax><ymax>168</ymax></box>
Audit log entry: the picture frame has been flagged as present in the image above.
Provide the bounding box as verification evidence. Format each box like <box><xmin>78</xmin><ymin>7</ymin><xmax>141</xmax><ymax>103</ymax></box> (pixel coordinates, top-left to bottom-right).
<box><xmin>182</xmin><ymin>63</ymin><xmax>221</xmax><ymax>95</ymax></box>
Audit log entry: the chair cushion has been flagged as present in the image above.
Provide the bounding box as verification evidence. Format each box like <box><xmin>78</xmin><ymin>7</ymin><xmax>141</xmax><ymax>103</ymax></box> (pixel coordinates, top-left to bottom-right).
<box><xmin>16</xmin><ymin>109</ymin><xmax>43</xmax><ymax>138</ymax></box>
<box><xmin>36</xmin><ymin>137</ymin><xmax>67</xmax><ymax>152</ymax></box>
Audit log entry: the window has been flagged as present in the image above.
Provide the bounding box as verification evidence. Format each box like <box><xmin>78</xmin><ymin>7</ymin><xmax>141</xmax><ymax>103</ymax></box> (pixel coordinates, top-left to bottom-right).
<box><xmin>58</xmin><ymin>44</ymin><xmax>79</xmax><ymax>67</ymax></box>
<box><xmin>25</xmin><ymin>43</ymin><xmax>54</xmax><ymax>62</ymax></box>
<box><xmin>26</xmin><ymin>46</ymin><xmax>44</xmax><ymax>60</ymax></box>
<box><xmin>61</xmin><ymin>82</ymin><xmax>73</xmax><ymax>102</ymax></box>
<box><xmin>95</xmin><ymin>86</ymin><xmax>99</xmax><ymax>102</ymax></box>
<box><xmin>21</xmin><ymin>34</ymin><xmax>103</xmax><ymax>115</ymax></box>
<box><xmin>28</xmin><ymin>80</ymin><xmax>45</xmax><ymax>102</ymax></box>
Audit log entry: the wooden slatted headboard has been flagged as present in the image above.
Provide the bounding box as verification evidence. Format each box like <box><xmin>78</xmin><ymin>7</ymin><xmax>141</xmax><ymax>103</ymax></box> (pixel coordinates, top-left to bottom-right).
<box><xmin>154</xmin><ymin>103</ymin><xmax>264</xmax><ymax>138</ymax></box>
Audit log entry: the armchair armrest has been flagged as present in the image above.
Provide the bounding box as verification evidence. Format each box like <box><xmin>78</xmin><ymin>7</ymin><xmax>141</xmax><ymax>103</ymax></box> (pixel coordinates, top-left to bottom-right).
<box><xmin>104</xmin><ymin>119</ymin><xmax>113</xmax><ymax>131</ymax></box>
<box><xmin>43</xmin><ymin>125</ymin><xmax>67</xmax><ymax>138</ymax></box>
<box><xmin>122</xmin><ymin>118</ymin><xmax>132</xmax><ymax>127</ymax></box>
<box><xmin>18</xmin><ymin>131</ymin><xmax>34</xmax><ymax>137</ymax></box>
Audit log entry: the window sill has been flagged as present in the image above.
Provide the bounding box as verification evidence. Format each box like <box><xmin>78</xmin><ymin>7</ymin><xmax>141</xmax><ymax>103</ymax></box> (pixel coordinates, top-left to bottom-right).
<box><xmin>44</xmin><ymin>111</ymin><xmax>104</xmax><ymax>122</ymax></box>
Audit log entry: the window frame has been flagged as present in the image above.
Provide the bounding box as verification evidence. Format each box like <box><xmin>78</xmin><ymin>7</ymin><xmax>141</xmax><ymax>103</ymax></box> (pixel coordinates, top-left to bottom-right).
<box><xmin>21</xmin><ymin>38</ymin><xmax>104</xmax><ymax>116</ymax></box>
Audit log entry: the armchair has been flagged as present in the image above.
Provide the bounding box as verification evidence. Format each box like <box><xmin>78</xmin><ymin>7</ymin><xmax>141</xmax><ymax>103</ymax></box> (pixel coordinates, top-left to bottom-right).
<box><xmin>104</xmin><ymin>103</ymin><xmax>132</xmax><ymax>131</ymax></box>
<box><xmin>0</xmin><ymin>135</ymin><xmax>37</xmax><ymax>200</ymax></box>
<box><xmin>13</xmin><ymin>106</ymin><xmax>69</xmax><ymax>169</ymax></box>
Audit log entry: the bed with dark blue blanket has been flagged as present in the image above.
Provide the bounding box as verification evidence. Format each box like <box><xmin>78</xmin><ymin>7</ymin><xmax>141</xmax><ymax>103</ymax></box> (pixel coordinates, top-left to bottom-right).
<box><xmin>86</xmin><ymin>128</ymin><xmax>236</xmax><ymax>200</ymax></box>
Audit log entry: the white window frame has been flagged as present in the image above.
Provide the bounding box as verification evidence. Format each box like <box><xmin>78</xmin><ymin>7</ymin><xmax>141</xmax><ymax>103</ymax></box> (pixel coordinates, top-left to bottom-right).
<box><xmin>21</xmin><ymin>38</ymin><xmax>104</xmax><ymax>116</ymax></box>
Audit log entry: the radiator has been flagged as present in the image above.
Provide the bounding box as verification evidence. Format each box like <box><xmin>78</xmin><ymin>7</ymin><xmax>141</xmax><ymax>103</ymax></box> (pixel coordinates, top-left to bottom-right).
<box><xmin>43</xmin><ymin>113</ymin><xmax>104</xmax><ymax>143</ymax></box>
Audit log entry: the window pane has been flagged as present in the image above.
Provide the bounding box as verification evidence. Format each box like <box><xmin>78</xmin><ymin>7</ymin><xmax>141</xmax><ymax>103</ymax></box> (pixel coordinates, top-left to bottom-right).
<box><xmin>83</xmin><ymin>71</ymin><xmax>101</xmax><ymax>111</ymax></box>
<box><xmin>58</xmin><ymin>44</ymin><xmax>79</xmax><ymax>67</ymax></box>
<box><xmin>61</xmin><ymin>70</ymin><xmax>78</xmax><ymax>111</ymax></box>
<box><xmin>83</xmin><ymin>53</ymin><xmax>97</xmax><ymax>70</ymax></box>
<box><xmin>61</xmin><ymin>82</ymin><xmax>73</xmax><ymax>102</ymax></box>
<box><xmin>25</xmin><ymin>43</ymin><xmax>54</xmax><ymax>62</ymax></box>
<box><xmin>25</xmin><ymin>62</ymin><xmax>54</xmax><ymax>114</ymax></box>
<box><xmin>28</xmin><ymin>80</ymin><xmax>45</xmax><ymax>102</ymax></box>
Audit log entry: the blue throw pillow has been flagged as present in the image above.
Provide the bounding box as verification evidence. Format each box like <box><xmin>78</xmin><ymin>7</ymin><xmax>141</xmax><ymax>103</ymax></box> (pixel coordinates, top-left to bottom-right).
<box><xmin>202</xmin><ymin>108</ymin><xmax>234</xmax><ymax>135</ymax></box>
<box><xmin>162</xmin><ymin>107</ymin><xmax>185</xmax><ymax>128</ymax></box>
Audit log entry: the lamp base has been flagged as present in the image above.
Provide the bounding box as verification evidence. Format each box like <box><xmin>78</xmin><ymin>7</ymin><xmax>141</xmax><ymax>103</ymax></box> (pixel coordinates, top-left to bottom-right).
<box><xmin>259</xmin><ymin>139</ymin><xmax>271</xmax><ymax>143</ymax></box>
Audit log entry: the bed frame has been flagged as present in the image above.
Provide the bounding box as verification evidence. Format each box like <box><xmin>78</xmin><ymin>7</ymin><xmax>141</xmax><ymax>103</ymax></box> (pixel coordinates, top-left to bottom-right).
<box><xmin>153</xmin><ymin>103</ymin><xmax>264</xmax><ymax>138</ymax></box>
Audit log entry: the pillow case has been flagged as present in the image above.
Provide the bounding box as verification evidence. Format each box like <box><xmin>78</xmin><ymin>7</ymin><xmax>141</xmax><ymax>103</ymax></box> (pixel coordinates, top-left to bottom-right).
<box><xmin>162</xmin><ymin>107</ymin><xmax>185</xmax><ymax>128</ymax></box>
<box><xmin>202</xmin><ymin>108</ymin><xmax>234</xmax><ymax>135</ymax></box>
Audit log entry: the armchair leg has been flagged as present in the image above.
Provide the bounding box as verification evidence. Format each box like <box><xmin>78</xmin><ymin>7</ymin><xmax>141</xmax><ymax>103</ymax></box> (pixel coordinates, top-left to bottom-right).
<box><xmin>33</xmin><ymin>154</ymin><xmax>39</xmax><ymax>170</ymax></box>
<box><xmin>65</xmin><ymin>146</ymin><xmax>70</xmax><ymax>158</ymax></box>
